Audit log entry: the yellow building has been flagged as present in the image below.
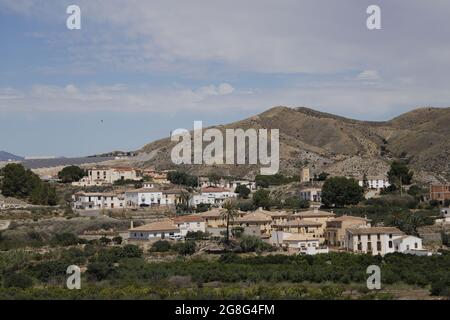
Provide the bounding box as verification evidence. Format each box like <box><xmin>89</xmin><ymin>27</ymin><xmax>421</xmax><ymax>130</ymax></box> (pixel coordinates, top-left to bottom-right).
<box><xmin>235</xmin><ymin>210</ymin><xmax>273</xmax><ymax>237</ymax></box>
<box><xmin>325</xmin><ymin>215</ymin><xmax>371</xmax><ymax>248</ymax></box>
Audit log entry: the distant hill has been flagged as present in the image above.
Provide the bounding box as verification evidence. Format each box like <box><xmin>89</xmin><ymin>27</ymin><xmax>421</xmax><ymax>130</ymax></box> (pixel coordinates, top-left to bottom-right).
<box><xmin>0</xmin><ymin>151</ymin><xmax>24</xmax><ymax>161</ymax></box>
<box><xmin>124</xmin><ymin>106</ymin><xmax>450</xmax><ymax>183</ymax></box>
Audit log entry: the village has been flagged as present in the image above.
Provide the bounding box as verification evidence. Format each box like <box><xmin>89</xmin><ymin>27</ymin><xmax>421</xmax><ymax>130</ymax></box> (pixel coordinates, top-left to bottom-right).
<box><xmin>53</xmin><ymin>165</ymin><xmax>449</xmax><ymax>257</ymax></box>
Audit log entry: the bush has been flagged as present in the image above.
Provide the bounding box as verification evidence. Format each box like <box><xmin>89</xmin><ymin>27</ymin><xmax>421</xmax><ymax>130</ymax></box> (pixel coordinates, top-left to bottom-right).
<box><xmin>195</xmin><ymin>203</ymin><xmax>211</xmax><ymax>213</ymax></box>
<box><xmin>121</xmin><ymin>245</ymin><xmax>143</xmax><ymax>258</ymax></box>
<box><xmin>112</xmin><ymin>236</ymin><xmax>123</xmax><ymax>245</ymax></box>
<box><xmin>185</xmin><ymin>231</ymin><xmax>209</xmax><ymax>241</ymax></box>
<box><xmin>3</xmin><ymin>273</ymin><xmax>33</xmax><ymax>289</ymax></box>
<box><xmin>99</xmin><ymin>236</ymin><xmax>112</xmax><ymax>245</ymax></box>
<box><xmin>174</xmin><ymin>241</ymin><xmax>196</xmax><ymax>256</ymax></box>
<box><xmin>150</xmin><ymin>240</ymin><xmax>172</xmax><ymax>252</ymax></box>
<box><xmin>51</xmin><ymin>233</ymin><xmax>80</xmax><ymax>247</ymax></box>
<box><xmin>239</xmin><ymin>236</ymin><xmax>275</xmax><ymax>253</ymax></box>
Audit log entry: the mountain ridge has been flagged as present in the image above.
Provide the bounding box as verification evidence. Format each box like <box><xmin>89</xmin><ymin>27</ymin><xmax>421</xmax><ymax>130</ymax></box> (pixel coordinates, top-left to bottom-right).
<box><xmin>130</xmin><ymin>106</ymin><xmax>450</xmax><ymax>183</ymax></box>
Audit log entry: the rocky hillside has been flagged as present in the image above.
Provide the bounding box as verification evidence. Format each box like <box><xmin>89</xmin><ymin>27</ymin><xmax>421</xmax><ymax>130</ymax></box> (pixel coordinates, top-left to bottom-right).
<box><xmin>130</xmin><ymin>106</ymin><xmax>450</xmax><ymax>183</ymax></box>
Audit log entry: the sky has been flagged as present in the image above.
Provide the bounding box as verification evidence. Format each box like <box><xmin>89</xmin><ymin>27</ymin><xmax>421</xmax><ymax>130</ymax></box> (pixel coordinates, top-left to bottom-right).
<box><xmin>1</xmin><ymin>0</ymin><xmax>450</xmax><ymax>157</ymax></box>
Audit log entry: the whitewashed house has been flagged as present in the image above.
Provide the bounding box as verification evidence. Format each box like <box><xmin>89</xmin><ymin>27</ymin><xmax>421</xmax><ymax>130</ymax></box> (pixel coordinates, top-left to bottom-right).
<box><xmin>345</xmin><ymin>227</ymin><xmax>425</xmax><ymax>256</ymax></box>
<box><xmin>72</xmin><ymin>192</ymin><xmax>125</xmax><ymax>210</ymax></box>
<box><xmin>358</xmin><ymin>176</ymin><xmax>391</xmax><ymax>190</ymax></box>
<box><xmin>192</xmin><ymin>187</ymin><xmax>237</xmax><ymax>206</ymax></box>
<box><xmin>129</xmin><ymin>220</ymin><xmax>181</xmax><ymax>240</ymax></box>
<box><xmin>125</xmin><ymin>188</ymin><xmax>165</xmax><ymax>207</ymax></box>
<box><xmin>299</xmin><ymin>187</ymin><xmax>322</xmax><ymax>202</ymax></box>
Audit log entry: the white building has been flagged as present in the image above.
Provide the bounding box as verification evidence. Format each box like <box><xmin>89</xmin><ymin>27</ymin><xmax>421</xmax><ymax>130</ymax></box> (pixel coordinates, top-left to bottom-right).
<box><xmin>125</xmin><ymin>188</ymin><xmax>165</xmax><ymax>207</ymax></box>
<box><xmin>129</xmin><ymin>220</ymin><xmax>181</xmax><ymax>240</ymax></box>
<box><xmin>72</xmin><ymin>192</ymin><xmax>125</xmax><ymax>210</ymax></box>
<box><xmin>299</xmin><ymin>188</ymin><xmax>322</xmax><ymax>202</ymax></box>
<box><xmin>358</xmin><ymin>176</ymin><xmax>391</xmax><ymax>190</ymax></box>
<box><xmin>229</xmin><ymin>180</ymin><xmax>257</xmax><ymax>191</ymax></box>
<box><xmin>173</xmin><ymin>215</ymin><xmax>207</xmax><ymax>236</ymax></box>
<box><xmin>72</xmin><ymin>166</ymin><xmax>142</xmax><ymax>186</ymax></box>
<box><xmin>192</xmin><ymin>187</ymin><xmax>237</xmax><ymax>206</ymax></box>
<box><xmin>345</xmin><ymin>227</ymin><xmax>423</xmax><ymax>256</ymax></box>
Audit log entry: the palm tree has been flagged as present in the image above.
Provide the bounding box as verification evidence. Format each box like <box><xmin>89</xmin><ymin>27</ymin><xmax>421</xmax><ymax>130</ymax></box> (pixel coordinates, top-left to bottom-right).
<box><xmin>220</xmin><ymin>199</ymin><xmax>239</xmax><ymax>244</ymax></box>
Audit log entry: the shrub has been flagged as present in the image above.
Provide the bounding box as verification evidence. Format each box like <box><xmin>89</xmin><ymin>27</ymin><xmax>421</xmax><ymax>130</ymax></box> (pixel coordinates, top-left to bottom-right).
<box><xmin>150</xmin><ymin>240</ymin><xmax>172</xmax><ymax>252</ymax></box>
<box><xmin>112</xmin><ymin>236</ymin><xmax>123</xmax><ymax>245</ymax></box>
<box><xmin>51</xmin><ymin>233</ymin><xmax>80</xmax><ymax>247</ymax></box>
<box><xmin>121</xmin><ymin>245</ymin><xmax>143</xmax><ymax>258</ymax></box>
<box><xmin>239</xmin><ymin>236</ymin><xmax>275</xmax><ymax>253</ymax></box>
<box><xmin>174</xmin><ymin>241</ymin><xmax>196</xmax><ymax>256</ymax></box>
<box><xmin>3</xmin><ymin>273</ymin><xmax>33</xmax><ymax>289</ymax></box>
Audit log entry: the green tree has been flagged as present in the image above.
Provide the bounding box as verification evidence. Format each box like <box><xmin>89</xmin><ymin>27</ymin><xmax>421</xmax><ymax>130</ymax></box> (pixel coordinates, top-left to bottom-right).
<box><xmin>1</xmin><ymin>163</ymin><xmax>31</xmax><ymax>198</ymax></box>
<box><xmin>388</xmin><ymin>161</ymin><xmax>414</xmax><ymax>195</ymax></box>
<box><xmin>252</xmin><ymin>189</ymin><xmax>272</xmax><ymax>209</ymax></box>
<box><xmin>174</xmin><ymin>241</ymin><xmax>196</xmax><ymax>255</ymax></box>
<box><xmin>220</xmin><ymin>199</ymin><xmax>239</xmax><ymax>244</ymax></box>
<box><xmin>321</xmin><ymin>177</ymin><xmax>364</xmax><ymax>208</ymax></box>
<box><xmin>58</xmin><ymin>166</ymin><xmax>86</xmax><ymax>183</ymax></box>
<box><xmin>150</xmin><ymin>240</ymin><xmax>172</xmax><ymax>252</ymax></box>
<box><xmin>235</xmin><ymin>185</ymin><xmax>251</xmax><ymax>199</ymax></box>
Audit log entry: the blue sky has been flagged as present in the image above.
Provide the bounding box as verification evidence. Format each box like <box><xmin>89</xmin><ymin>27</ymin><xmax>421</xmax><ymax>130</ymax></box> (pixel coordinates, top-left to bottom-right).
<box><xmin>1</xmin><ymin>0</ymin><xmax>450</xmax><ymax>157</ymax></box>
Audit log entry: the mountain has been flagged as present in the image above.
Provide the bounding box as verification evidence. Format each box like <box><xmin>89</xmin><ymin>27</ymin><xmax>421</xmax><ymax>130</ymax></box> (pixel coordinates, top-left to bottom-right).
<box><xmin>130</xmin><ymin>106</ymin><xmax>450</xmax><ymax>183</ymax></box>
<box><xmin>0</xmin><ymin>151</ymin><xmax>24</xmax><ymax>161</ymax></box>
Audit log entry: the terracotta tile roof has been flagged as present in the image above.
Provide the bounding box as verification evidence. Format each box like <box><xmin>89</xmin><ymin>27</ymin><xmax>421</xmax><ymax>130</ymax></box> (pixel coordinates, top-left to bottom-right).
<box><xmin>292</xmin><ymin>210</ymin><xmax>335</xmax><ymax>218</ymax></box>
<box><xmin>125</xmin><ymin>188</ymin><xmax>162</xmax><ymax>193</ymax></box>
<box><xmin>197</xmin><ymin>208</ymin><xmax>223</xmax><ymax>218</ymax></box>
<box><xmin>129</xmin><ymin>220</ymin><xmax>179</xmax><ymax>232</ymax></box>
<box><xmin>201</xmin><ymin>187</ymin><xmax>231</xmax><ymax>193</ymax></box>
<box><xmin>236</xmin><ymin>211</ymin><xmax>272</xmax><ymax>223</ymax></box>
<box><xmin>276</xmin><ymin>220</ymin><xmax>322</xmax><ymax>227</ymax></box>
<box><xmin>331</xmin><ymin>215</ymin><xmax>370</xmax><ymax>222</ymax></box>
<box><xmin>173</xmin><ymin>215</ymin><xmax>205</xmax><ymax>223</ymax></box>
<box><xmin>346</xmin><ymin>227</ymin><xmax>403</xmax><ymax>235</ymax></box>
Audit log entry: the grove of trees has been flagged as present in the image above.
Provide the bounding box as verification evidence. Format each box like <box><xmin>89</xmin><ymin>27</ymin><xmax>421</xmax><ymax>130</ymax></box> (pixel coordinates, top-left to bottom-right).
<box><xmin>0</xmin><ymin>163</ymin><xmax>58</xmax><ymax>205</ymax></box>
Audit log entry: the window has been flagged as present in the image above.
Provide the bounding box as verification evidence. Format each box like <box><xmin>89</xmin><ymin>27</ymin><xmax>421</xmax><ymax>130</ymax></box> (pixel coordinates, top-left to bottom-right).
<box><xmin>358</xmin><ymin>243</ymin><xmax>362</xmax><ymax>251</ymax></box>
<box><xmin>368</xmin><ymin>234</ymin><xmax>371</xmax><ymax>240</ymax></box>
<box><xmin>377</xmin><ymin>234</ymin><xmax>380</xmax><ymax>240</ymax></box>
<box><xmin>358</xmin><ymin>235</ymin><xmax>361</xmax><ymax>241</ymax></box>
<box><xmin>367</xmin><ymin>242</ymin><xmax>372</xmax><ymax>251</ymax></box>
<box><xmin>415</xmin><ymin>242</ymin><xmax>418</xmax><ymax>249</ymax></box>
<box><xmin>377</xmin><ymin>241</ymin><xmax>382</xmax><ymax>251</ymax></box>
<box><xmin>389</xmin><ymin>234</ymin><xmax>393</xmax><ymax>239</ymax></box>
<box><xmin>388</xmin><ymin>241</ymin><xmax>393</xmax><ymax>248</ymax></box>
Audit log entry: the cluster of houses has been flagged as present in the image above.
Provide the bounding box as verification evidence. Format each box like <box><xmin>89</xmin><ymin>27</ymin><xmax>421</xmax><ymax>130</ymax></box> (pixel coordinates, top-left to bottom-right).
<box><xmin>72</xmin><ymin>184</ymin><xmax>238</xmax><ymax>210</ymax></box>
<box><xmin>72</xmin><ymin>166</ymin><xmax>169</xmax><ymax>187</ymax></box>
<box><xmin>128</xmin><ymin>207</ymin><xmax>429</xmax><ymax>256</ymax></box>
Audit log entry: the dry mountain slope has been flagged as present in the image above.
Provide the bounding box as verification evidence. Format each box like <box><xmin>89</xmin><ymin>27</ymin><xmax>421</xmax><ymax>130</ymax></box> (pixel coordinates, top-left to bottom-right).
<box><xmin>135</xmin><ymin>106</ymin><xmax>450</xmax><ymax>182</ymax></box>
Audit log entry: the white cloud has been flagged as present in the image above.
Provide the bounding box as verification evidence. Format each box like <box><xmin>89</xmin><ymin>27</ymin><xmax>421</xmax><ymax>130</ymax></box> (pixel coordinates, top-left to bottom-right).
<box><xmin>357</xmin><ymin>70</ymin><xmax>381</xmax><ymax>82</ymax></box>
